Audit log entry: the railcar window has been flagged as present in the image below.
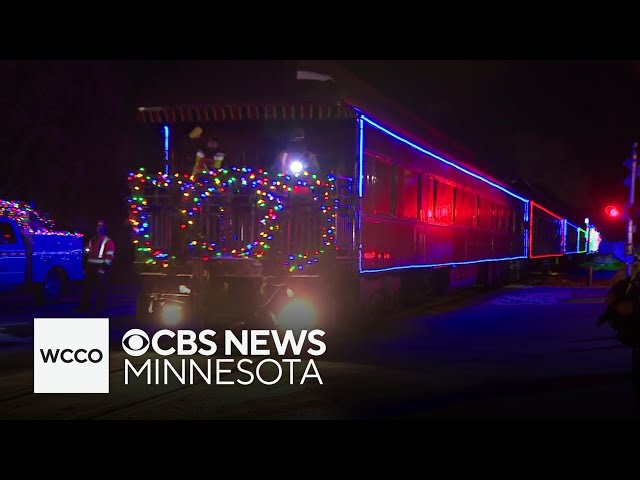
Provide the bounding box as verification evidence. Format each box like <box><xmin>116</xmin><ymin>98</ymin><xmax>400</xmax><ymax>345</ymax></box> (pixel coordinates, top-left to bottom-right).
<box><xmin>391</xmin><ymin>166</ymin><xmax>398</xmax><ymax>216</ymax></box>
<box><xmin>430</xmin><ymin>178</ymin><xmax>455</xmax><ymax>225</ymax></box>
<box><xmin>397</xmin><ymin>168</ymin><xmax>419</xmax><ymax>219</ymax></box>
<box><xmin>479</xmin><ymin>196</ymin><xmax>491</xmax><ymax>230</ymax></box>
<box><xmin>453</xmin><ymin>187</ymin><xmax>457</xmax><ymax>225</ymax></box>
<box><xmin>417</xmin><ymin>174</ymin><xmax>423</xmax><ymax>220</ymax></box>
<box><xmin>504</xmin><ymin>207</ymin><xmax>510</xmax><ymax>233</ymax></box>
<box><xmin>465</xmin><ymin>190</ymin><xmax>476</xmax><ymax>227</ymax></box>
<box><xmin>420</xmin><ymin>174</ymin><xmax>431</xmax><ymax>221</ymax></box>
<box><xmin>431</xmin><ymin>178</ymin><xmax>437</xmax><ymax>222</ymax></box>
<box><xmin>456</xmin><ymin>188</ymin><xmax>473</xmax><ymax>227</ymax></box>
<box><xmin>489</xmin><ymin>202</ymin><xmax>496</xmax><ymax>230</ymax></box>
<box><xmin>363</xmin><ymin>153</ymin><xmax>392</xmax><ymax>215</ymax></box>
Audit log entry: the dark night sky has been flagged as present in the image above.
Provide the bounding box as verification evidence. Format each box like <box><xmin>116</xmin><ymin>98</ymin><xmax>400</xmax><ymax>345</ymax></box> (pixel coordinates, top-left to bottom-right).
<box><xmin>2</xmin><ymin>60</ymin><xmax>639</xmax><ymax>242</ymax></box>
<box><xmin>339</xmin><ymin>61</ymin><xmax>640</xmax><ymax>223</ymax></box>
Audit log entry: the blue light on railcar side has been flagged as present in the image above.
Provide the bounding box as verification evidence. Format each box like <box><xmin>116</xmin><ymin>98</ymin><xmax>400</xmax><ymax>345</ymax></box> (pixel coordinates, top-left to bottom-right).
<box><xmin>163</xmin><ymin>125</ymin><xmax>170</xmax><ymax>176</ymax></box>
<box><xmin>357</xmin><ymin>116</ymin><xmax>365</xmax><ymax>275</ymax></box>
<box><xmin>358</xmin><ymin>116</ymin><xmax>364</xmax><ymax>198</ymax></box>
<box><xmin>524</xmin><ymin>201</ymin><xmax>529</xmax><ymax>257</ymax></box>
<box><xmin>362</xmin><ymin>255</ymin><xmax>530</xmax><ymax>274</ymax></box>
<box><xmin>360</xmin><ymin>115</ymin><xmax>529</xmax><ymax>203</ymax></box>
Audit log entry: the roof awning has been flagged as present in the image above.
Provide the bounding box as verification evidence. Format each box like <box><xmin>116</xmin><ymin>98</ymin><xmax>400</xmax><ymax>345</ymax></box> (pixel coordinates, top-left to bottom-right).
<box><xmin>136</xmin><ymin>103</ymin><xmax>356</xmax><ymax>124</ymax></box>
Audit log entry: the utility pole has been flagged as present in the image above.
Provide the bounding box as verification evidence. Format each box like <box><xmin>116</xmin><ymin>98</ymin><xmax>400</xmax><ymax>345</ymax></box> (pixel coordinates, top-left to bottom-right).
<box><xmin>626</xmin><ymin>142</ymin><xmax>639</xmax><ymax>276</ymax></box>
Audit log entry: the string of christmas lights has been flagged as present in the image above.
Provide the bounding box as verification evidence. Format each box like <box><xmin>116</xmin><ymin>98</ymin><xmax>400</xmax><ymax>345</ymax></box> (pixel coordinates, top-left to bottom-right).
<box><xmin>0</xmin><ymin>199</ymin><xmax>83</xmax><ymax>237</ymax></box>
<box><xmin>186</xmin><ymin>166</ymin><xmax>284</xmax><ymax>259</ymax></box>
<box><xmin>127</xmin><ymin>168</ymin><xmax>185</xmax><ymax>267</ymax></box>
<box><xmin>127</xmin><ymin>167</ymin><xmax>339</xmax><ymax>271</ymax></box>
<box><xmin>272</xmin><ymin>171</ymin><xmax>338</xmax><ymax>272</ymax></box>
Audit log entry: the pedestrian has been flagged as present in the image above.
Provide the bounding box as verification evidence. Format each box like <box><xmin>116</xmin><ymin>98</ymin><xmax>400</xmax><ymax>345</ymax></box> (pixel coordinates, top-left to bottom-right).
<box><xmin>79</xmin><ymin>219</ymin><xmax>115</xmax><ymax>314</ymax></box>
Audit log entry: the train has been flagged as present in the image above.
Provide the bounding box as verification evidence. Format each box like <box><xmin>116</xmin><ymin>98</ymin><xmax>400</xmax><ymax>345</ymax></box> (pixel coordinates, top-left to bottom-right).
<box><xmin>128</xmin><ymin>61</ymin><xmax>599</xmax><ymax>332</ymax></box>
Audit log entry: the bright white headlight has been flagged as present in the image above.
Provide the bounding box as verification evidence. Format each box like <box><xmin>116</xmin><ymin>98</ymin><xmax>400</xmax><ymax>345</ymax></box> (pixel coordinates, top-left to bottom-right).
<box><xmin>289</xmin><ymin>160</ymin><xmax>303</xmax><ymax>174</ymax></box>
<box><xmin>162</xmin><ymin>304</ymin><xmax>183</xmax><ymax>326</ymax></box>
<box><xmin>277</xmin><ymin>299</ymin><xmax>317</xmax><ymax>330</ymax></box>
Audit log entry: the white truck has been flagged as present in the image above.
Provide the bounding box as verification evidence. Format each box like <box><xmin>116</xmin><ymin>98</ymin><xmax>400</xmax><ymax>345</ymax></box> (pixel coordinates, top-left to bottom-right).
<box><xmin>0</xmin><ymin>200</ymin><xmax>83</xmax><ymax>303</ymax></box>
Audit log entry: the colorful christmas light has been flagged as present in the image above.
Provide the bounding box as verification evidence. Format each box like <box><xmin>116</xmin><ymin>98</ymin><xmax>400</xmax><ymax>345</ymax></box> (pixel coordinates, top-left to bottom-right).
<box><xmin>127</xmin><ymin>168</ymin><xmax>182</xmax><ymax>267</ymax></box>
<box><xmin>128</xmin><ymin>166</ymin><xmax>339</xmax><ymax>271</ymax></box>
<box><xmin>186</xmin><ymin>166</ymin><xmax>283</xmax><ymax>259</ymax></box>
<box><xmin>273</xmin><ymin>170</ymin><xmax>338</xmax><ymax>272</ymax></box>
<box><xmin>587</xmin><ymin>226</ymin><xmax>601</xmax><ymax>253</ymax></box>
<box><xmin>0</xmin><ymin>199</ymin><xmax>83</xmax><ymax>237</ymax></box>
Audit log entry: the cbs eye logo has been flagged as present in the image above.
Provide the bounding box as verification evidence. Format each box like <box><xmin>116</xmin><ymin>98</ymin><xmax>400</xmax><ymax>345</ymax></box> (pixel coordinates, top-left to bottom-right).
<box><xmin>122</xmin><ymin>329</ymin><xmax>150</xmax><ymax>356</ymax></box>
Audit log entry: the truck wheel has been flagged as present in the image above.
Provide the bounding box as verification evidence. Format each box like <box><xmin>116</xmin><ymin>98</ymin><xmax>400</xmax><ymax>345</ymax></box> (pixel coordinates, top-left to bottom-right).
<box><xmin>36</xmin><ymin>270</ymin><xmax>66</xmax><ymax>304</ymax></box>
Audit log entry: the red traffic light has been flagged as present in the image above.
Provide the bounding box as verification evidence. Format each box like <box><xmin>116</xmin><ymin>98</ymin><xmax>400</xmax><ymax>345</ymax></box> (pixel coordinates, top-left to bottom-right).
<box><xmin>605</xmin><ymin>205</ymin><xmax>621</xmax><ymax>218</ymax></box>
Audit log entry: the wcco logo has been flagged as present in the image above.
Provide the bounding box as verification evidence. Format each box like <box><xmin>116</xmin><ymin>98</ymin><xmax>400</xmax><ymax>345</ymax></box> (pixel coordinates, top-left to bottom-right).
<box><xmin>40</xmin><ymin>348</ymin><xmax>104</xmax><ymax>364</ymax></box>
<box><xmin>34</xmin><ymin>318</ymin><xmax>109</xmax><ymax>394</ymax></box>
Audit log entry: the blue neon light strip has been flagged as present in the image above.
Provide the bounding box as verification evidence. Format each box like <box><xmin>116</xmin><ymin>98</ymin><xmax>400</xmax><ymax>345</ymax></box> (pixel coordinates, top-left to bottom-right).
<box><xmin>361</xmin><ymin>115</ymin><xmax>530</xmax><ymax>204</ymax></box>
<box><xmin>566</xmin><ymin>221</ymin><xmax>579</xmax><ymax>230</ymax></box>
<box><xmin>358</xmin><ymin>117</ymin><xmax>364</xmax><ymax>198</ymax></box>
<box><xmin>564</xmin><ymin>220</ymin><xmax>580</xmax><ymax>254</ymax></box>
<box><xmin>357</xmin><ymin>116</ymin><xmax>364</xmax><ymax>273</ymax></box>
<box><xmin>524</xmin><ymin>202</ymin><xmax>529</xmax><ymax>257</ymax></box>
<box><xmin>361</xmin><ymin>255</ymin><xmax>528</xmax><ymax>274</ymax></box>
<box><xmin>163</xmin><ymin>125</ymin><xmax>170</xmax><ymax>175</ymax></box>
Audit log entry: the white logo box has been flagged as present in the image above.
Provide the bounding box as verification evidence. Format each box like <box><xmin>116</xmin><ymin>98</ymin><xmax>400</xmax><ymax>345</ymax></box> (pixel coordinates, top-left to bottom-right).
<box><xmin>34</xmin><ymin>318</ymin><xmax>109</xmax><ymax>394</ymax></box>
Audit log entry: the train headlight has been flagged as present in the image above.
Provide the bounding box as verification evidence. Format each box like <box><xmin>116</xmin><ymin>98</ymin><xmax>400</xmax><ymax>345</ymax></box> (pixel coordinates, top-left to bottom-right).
<box><xmin>276</xmin><ymin>299</ymin><xmax>317</xmax><ymax>330</ymax></box>
<box><xmin>289</xmin><ymin>160</ymin><xmax>304</xmax><ymax>174</ymax></box>
<box><xmin>162</xmin><ymin>303</ymin><xmax>183</xmax><ymax>326</ymax></box>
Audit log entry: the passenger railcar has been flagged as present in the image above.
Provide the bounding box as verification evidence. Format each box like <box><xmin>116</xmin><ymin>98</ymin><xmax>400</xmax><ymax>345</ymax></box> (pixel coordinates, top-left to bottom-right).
<box><xmin>564</xmin><ymin>220</ymin><xmax>587</xmax><ymax>255</ymax></box>
<box><xmin>528</xmin><ymin>201</ymin><xmax>565</xmax><ymax>258</ymax></box>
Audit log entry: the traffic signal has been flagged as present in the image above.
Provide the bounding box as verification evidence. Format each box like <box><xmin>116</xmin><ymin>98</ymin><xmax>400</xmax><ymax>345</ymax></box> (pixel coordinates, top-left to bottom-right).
<box><xmin>605</xmin><ymin>205</ymin><xmax>622</xmax><ymax>218</ymax></box>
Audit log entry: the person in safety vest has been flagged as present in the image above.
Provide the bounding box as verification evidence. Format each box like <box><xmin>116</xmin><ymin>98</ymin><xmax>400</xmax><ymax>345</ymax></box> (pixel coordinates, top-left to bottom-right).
<box><xmin>79</xmin><ymin>219</ymin><xmax>115</xmax><ymax>314</ymax></box>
